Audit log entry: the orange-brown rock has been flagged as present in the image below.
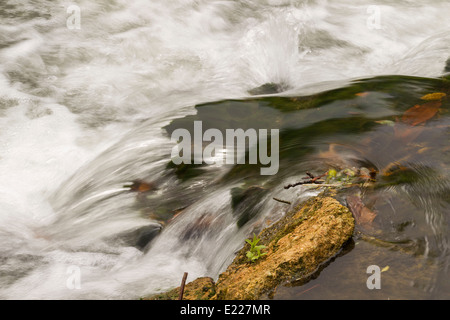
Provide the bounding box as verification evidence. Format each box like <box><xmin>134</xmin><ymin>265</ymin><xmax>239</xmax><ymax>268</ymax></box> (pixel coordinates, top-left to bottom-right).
<box><xmin>213</xmin><ymin>196</ymin><xmax>354</xmax><ymax>299</ymax></box>
<box><xmin>146</xmin><ymin>196</ymin><xmax>354</xmax><ymax>300</ymax></box>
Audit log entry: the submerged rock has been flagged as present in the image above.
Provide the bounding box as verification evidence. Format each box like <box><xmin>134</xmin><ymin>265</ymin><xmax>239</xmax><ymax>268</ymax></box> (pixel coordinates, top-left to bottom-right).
<box><xmin>230</xmin><ymin>185</ymin><xmax>267</xmax><ymax>228</ymax></box>
<box><xmin>146</xmin><ymin>195</ymin><xmax>354</xmax><ymax>300</ymax></box>
<box><xmin>248</xmin><ymin>82</ymin><xmax>289</xmax><ymax>95</ymax></box>
<box><xmin>445</xmin><ymin>57</ymin><xmax>450</xmax><ymax>73</ymax></box>
<box><xmin>115</xmin><ymin>224</ymin><xmax>162</xmax><ymax>251</ymax></box>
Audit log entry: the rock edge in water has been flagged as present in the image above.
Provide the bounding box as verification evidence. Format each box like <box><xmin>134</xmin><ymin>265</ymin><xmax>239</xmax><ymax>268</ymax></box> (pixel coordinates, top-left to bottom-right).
<box><xmin>146</xmin><ymin>195</ymin><xmax>355</xmax><ymax>300</ymax></box>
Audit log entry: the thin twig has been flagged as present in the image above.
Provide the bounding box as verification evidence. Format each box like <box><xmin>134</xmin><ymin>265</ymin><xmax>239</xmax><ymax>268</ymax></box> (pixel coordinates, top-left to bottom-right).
<box><xmin>273</xmin><ymin>197</ymin><xmax>292</xmax><ymax>205</ymax></box>
<box><xmin>311</xmin><ymin>172</ymin><xmax>328</xmax><ymax>182</ymax></box>
<box><xmin>302</xmin><ymin>183</ymin><xmax>347</xmax><ymax>187</ymax></box>
<box><xmin>306</xmin><ymin>171</ymin><xmax>315</xmax><ymax>179</ymax></box>
<box><xmin>178</xmin><ymin>272</ymin><xmax>188</xmax><ymax>300</ymax></box>
<box><xmin>297</xmin><ymin>284</ymin><xmax>320</xmax><ymax>297</ymax></box>
<box><xmin>284</xmin><ymin>180</ymin><xmax>317</xmax><ymax>189</ymax></box>
<box><xmin>284</xmin><ymin>171</ymin><xmax>328</xmax><ymax>189</ymax></box>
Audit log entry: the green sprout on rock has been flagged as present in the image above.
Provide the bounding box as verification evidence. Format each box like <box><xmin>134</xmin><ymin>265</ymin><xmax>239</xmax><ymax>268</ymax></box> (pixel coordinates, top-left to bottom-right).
<box><xmin>245</xmin><ymin>234</ymin><xmax>267</xmax><ymax>263</ymax></box>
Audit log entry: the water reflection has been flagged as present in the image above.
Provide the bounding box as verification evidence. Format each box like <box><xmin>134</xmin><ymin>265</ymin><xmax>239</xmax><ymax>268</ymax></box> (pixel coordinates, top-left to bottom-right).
<box><xmin>161</xmin><ymin>75</ymin><xmax>450</xmax><ymax>299</ymax></box>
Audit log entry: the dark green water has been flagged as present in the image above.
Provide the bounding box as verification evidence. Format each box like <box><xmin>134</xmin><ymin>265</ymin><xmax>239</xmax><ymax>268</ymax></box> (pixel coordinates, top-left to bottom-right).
<box><xmin>161</xmin><ymin>75</ymin><xmax>450</xmax><ymax>299</ymax></box>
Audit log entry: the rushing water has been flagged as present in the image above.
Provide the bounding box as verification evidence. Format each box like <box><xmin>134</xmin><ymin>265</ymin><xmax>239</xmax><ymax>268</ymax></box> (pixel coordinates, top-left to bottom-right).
<box><xmin>0</xmin><ymin>0</ymin><xmax>449</xmax><ymax>299</ymax></box>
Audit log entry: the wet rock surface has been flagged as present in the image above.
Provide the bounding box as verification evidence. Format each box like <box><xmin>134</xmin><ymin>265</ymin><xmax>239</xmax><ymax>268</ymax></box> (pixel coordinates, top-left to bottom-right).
<box><xmin>146</xmin><ymin>195</ymin><xmax>354</xmax><ymax>300</ymax></box>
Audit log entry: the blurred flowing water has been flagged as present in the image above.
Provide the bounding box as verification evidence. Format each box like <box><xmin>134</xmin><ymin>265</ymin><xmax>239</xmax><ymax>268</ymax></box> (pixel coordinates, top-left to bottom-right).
<box><xmin>0</xmin><ymin>0</ymin><xmax>449</xmax><ymax>299</ymax></box>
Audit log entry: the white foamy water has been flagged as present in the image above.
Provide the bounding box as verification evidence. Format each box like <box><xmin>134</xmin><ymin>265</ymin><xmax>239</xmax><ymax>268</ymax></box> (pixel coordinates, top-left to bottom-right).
<box><xmin>1</xmin><ymin>0</ymin><xmax>450</xmax><ymax>299</ymax></box>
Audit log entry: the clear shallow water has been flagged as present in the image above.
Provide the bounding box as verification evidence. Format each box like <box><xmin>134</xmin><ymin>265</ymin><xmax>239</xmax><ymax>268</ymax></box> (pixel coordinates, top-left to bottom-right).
<box><xmin>0</xmin><ymin>0</ymin><xmax>449</xmax><ymax>299</ymax></box>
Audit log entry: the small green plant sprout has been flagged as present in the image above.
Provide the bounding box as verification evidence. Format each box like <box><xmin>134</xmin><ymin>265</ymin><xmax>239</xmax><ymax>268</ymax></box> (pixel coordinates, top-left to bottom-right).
<box><xmin>245</xmin><ymin>233</ymin><xmax>267</xmax><ymax>263</ymax></box>
<box><xmin>326</xmin><ymin>168</ymin><xmax>337</xmax><ymax>183</ymax></box>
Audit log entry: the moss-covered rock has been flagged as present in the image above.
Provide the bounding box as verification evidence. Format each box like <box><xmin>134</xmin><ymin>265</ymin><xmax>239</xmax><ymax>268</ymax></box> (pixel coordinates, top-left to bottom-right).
<box><xmin>213</xmin><ymin>196</ymin><xmax>354</xmax><ymax>299</ymax></box>
<box><xmin>144</xmin><ymin>195</ymin><xmax>354</xmax><ymax>300</ymax></box>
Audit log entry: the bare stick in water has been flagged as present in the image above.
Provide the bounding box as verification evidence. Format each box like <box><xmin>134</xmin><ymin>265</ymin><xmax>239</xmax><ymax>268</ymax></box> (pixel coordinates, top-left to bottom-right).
<box><xmin>284</xmin><ymin>171</ymin><xmax>328</xmax><ymax>189</ymax></box>
<box><xmin>178</xmin><ymin>272</ymin><xmax>188</xmax><ymax>300</ymax></box>
<box><xmin>273</xmin><ymin>197</ymin><xmax>292</xmax><ymax>205</ymax></box>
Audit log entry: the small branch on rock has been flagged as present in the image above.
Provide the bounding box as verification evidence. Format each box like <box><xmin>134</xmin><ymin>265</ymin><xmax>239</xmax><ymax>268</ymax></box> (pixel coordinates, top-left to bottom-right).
<box><xmin>178</xmin><ymin>272</ymin><xmax>188</xmax><ymax>300</ymax></box>
<box><xmin>311</xmin><ymin>172</ymin><xmax>328</xmax><ymax>182</ymax></box>
<box><xmin>305</xmin><ymin>172</ymin><xmax>315</xmax><ymax>179</ymax></box>
<box><xmin>302</xmin><ymin>183</ymin><xmax>347</xmax><ymax>187</ymax></box>
<box><xmin>297</xmin><ymin>283</ymin><xmax>321</xmax><ymax>297</ymax></box>
<box><xmin>273</xmin><ymin>197</ymin><xmax>292</xmax><ymax>205</ymax></box>
<box><xmin>284</xmin><ymin>171</ymin><xmax>328</xmax><ymax>189</ymax></box>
